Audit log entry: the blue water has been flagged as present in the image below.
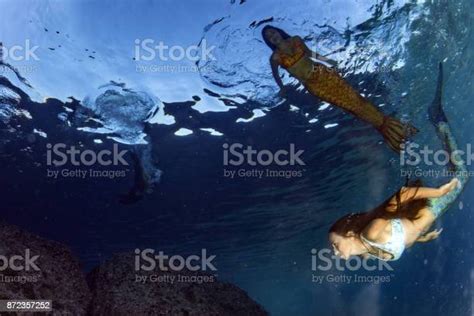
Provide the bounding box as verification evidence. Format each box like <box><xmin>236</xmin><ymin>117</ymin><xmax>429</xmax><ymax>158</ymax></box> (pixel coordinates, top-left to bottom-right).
<box><xmin>1</xmin><ymin>0</ymin><xmax>473</xmax><ymax>315</ymax></box>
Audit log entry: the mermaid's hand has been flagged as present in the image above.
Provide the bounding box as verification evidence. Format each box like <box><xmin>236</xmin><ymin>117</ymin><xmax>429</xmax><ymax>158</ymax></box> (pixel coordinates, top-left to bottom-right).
<box><xmin>440</xmin><ymin>178</ymin><xmax>460</xmax><ymax>195</ymax></box>
<box><xmin>426</xmin><ymin>228</ymin><xmax>443</xmax><ymax>240</ymax></box>
<box><xmin>418</xmin><ymin>228</ymin><xmax>443</xmax><ymax>242</ymax></box>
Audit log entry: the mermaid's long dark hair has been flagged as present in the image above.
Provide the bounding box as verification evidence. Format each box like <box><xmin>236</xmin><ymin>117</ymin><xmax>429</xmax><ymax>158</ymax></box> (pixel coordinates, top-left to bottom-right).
<box><xmin>329</xmin><ymin>179</ymin><xmax>427</xmax><ymax>238</ymax></box>
<box><xmin>261</xmin><ymin>25</ymin><xmax>291</xmax><ymax>51</ymax></box>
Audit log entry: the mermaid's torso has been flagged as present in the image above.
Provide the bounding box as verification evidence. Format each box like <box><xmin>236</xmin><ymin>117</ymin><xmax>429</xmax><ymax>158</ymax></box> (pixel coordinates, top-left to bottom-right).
<box><xmin>275</xmin><ymin>36</ymin><xmax>314</xmax><ymax>80</ymax></box>
<box><xmin>361</xmin><ymin>219</ymin><xmax>406</xmax><ymax>261</ymax></box>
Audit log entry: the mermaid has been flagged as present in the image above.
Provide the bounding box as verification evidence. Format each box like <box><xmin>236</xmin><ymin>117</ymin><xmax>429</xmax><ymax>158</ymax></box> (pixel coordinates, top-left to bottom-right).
<box><xmin>262</xmin><ymin>25</ymin><xmax>418</xmax><ymax>152</ymax></box>
<box><xmin>328</xmin><ymin>63</ymin><xmax>468</xmax><ymax>261</ymax></box>
<box><xmin>119</xmin><ymin>136</ymin><xmax>162</xmax><ymax>205</ymax></box>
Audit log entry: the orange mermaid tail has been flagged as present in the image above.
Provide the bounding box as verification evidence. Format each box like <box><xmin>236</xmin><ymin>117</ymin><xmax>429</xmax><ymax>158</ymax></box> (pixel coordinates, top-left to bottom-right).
<box><xmin>304</xmin><ymin>64</ymin><xmax>418</xmax><ymax>152</ymax></box>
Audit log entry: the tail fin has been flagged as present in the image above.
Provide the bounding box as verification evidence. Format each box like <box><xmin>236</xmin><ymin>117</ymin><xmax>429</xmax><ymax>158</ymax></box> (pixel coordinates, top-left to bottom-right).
<box><xmin>428</xmin><ymin>62</ymin><xmax>448</xmax><ymax>124</ymax></box>
<box><xmin>378</xmin><ymin>116</ymin><xmax>419</xmax><ymax>152</ymax></box>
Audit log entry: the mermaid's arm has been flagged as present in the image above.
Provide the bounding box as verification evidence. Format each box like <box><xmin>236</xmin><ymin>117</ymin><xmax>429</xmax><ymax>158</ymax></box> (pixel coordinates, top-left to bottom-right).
<box><xmin>311</xmin><ymin>51</ymin><xmax>337</xmax><ymax>66</ymax></box>
<box><xmin>398</xmin><ymin>179</ymin><xmax>459</xmax><ymax>202</ymax></box>
<box><xmin>301</xmin><ymin>43</ymin><xmax>337</xmax><ymax>66</ymax></box>
<box><xmin>270</xmin><ymin>54</ymin><xmax>284</xmax><ymax>90</ymax></box>
<box><xmin>383</xmin><ymin>179</ymin><xmax>458</xmax><ymax>213</ymax></box>
<box><xmin>416</xmin><ymin>229</ymin><xmax>443</xmax><ymax>242</ymax></box>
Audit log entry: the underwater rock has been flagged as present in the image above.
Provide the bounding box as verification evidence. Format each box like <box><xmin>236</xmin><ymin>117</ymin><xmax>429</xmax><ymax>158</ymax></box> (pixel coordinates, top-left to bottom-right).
<box><xmin>87</xmin><ymin>253</ymin><xmax>268</xmax><ymax>316</ymax></box>
<box><xmin>0</xmin><ymin>221</ymin><xmax>90</xmax><ymax>315</ymax></box>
